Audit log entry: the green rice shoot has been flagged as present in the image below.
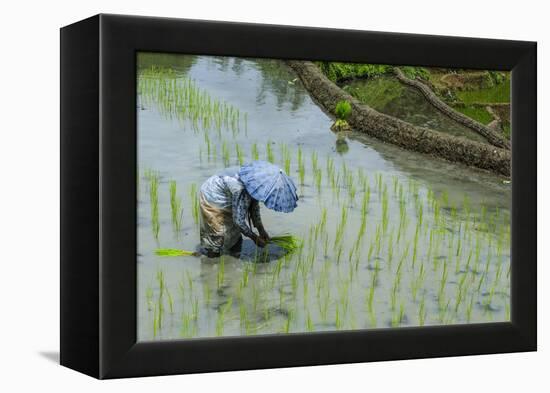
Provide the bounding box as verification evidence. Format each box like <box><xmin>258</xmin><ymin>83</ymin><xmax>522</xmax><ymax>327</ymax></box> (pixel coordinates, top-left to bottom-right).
<box><xmin>155</xmin><ymin>248</ymin><xmax>197</xmax><ymax>257</ymax></box>
<box><xmin>269</xmin><ymin>235</ymin><xmax>302</xmax><ymax>253</ymax></box>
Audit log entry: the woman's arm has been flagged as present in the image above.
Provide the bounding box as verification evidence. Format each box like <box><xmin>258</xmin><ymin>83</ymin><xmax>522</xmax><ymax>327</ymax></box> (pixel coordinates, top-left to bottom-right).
<box><xmin>250</xmin><ymin>200</ymin><xmax>269</xmax><ymax>240</ymax></box>
<box><xmin>232</xmin><ymin>192</ymin><xmax>266</xmax><ymax>246</ymax></box>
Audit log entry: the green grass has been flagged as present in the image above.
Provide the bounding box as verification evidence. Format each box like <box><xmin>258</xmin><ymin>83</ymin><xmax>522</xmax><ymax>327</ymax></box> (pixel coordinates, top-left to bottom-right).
<box><xmin>317</xmin><ymin>62</ymin><xmax>391</xmax><ymax>82</ymax></box>
<box><xmin>344</xmin><ymin>77</ymin><xmax>404</xmax><ymax>111</ymax></box>
<box><xmin>453</xmin><ymin>105</ymin><xmax>493</xmax><ymax>125</ymax></box>
<box><xmin>455</xmin><ymin>79</ymin><xmax>510</xmax><ymax>104</ymax></box>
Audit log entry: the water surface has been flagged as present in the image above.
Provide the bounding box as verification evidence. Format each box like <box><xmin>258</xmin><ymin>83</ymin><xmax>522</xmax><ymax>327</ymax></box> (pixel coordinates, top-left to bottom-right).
<box><xmin>137</xmin><ymin>54</ymin><xmax>511</xmax><ymax>341</ymax></box>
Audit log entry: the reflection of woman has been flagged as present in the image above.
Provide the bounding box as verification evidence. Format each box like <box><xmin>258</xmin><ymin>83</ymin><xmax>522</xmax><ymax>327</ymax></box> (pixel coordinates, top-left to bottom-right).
<box><xmin>199</xmin><ymin>161</ymin><xmax>298</xmax><ymax>258</ymax></box>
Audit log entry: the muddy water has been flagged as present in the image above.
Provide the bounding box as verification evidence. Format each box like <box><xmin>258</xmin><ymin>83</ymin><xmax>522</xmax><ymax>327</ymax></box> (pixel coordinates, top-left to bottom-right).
<box><xmin>137</xmin><ymin>54</ymin><xmax>511</xmax><ymax>341</ymax></box>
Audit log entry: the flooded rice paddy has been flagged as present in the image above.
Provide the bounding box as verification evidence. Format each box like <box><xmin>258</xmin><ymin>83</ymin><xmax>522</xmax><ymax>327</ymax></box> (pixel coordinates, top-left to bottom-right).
<box><xmin>137</xmin><ymin>54</ymin><xmax>511</xmax><ymax>341</ymax></box>
<box><xmin>343</xmin><ymin>76</ymin><xmax>487</xmax><ymax>142</ymax></box>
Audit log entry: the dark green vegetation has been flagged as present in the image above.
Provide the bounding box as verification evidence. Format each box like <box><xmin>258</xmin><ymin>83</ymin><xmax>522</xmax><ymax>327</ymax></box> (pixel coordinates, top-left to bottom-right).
<box><xmin>317</xmin><ymin>62</ymin><xmax>429</xmax><ymax>84</ymax></box>
<box><xmin>335</xmin><ymin>100</ymin><xmax>352</xmax><ymax>120</ymax></box>
<box><xmin>317</xmin><ymin>62</ymin><xmax>391</xmax><ymax>82</ymax></box>
<box><xmin>333</xmin><ymin>100</ymin><xmax>352</xmax><ymax>130</ymax></box>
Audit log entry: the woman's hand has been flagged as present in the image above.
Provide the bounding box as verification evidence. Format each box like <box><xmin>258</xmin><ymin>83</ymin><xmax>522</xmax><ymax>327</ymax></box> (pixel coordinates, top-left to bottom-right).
<box><xmin>254</xmin><ymin>235</ymin><xmax>268</xmax><ymax>248</ymax></box>
<box><xmin>259</xmin><ymin>228</ymin><xmax>270</xmax><ymax>242</ymax></box>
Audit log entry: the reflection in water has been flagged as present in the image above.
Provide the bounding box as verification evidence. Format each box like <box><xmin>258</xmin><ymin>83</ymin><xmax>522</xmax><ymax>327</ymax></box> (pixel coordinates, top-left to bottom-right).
<box><xmin>343</xmin><ymin>76</ymin><xmax>487</xmax><ymax>143</ymax></box>
<box><xmin>346</xmin><ymin>131</ymin><xmax>510</xmax><ymax>212</ymax></box>
<box><xmin>252</xmin><ymin>59</ymin><xmax>307</xmax><ymax>112</ymax></box>
<box><xmin>137</xmin><ymin>52</ymin><xmax>197</xmax><ymax>74</ymax></box>
<box><xmin>335</xmin><ymin>134</ymin><xmax>350</xmax><ymax>155</ymax></box>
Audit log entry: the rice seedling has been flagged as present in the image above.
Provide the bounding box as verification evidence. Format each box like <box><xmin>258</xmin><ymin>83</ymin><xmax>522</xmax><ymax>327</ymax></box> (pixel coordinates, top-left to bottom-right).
<box><xmin>217</xmin><ymin>255</ymin><xmax>226</xmax><ymax>289</ymax></box>
<box><xmin>204</xmin><ymin>133</ymin><xmax>212</xmax><ymax>159</ymax></box>
<box><xmin>222</xmin><ymin>141</ymin><xmax>230</xmax><ymax>167</ymax></box>
<box><xmin>438</xmin><ymin>261</ymin><xmax>449</xmax><ymax>307</ymax></box>
<box><xmin>391</xmin><ymin>301</ymin><xmax>405</xmax><ymax>327</ymax></box>
<box><xmin>269</xmin><ymin>235</ymin><xmax>303</xmax><ymax>253</ymax></box>
<box><xmin>381</xmin><ymin>184</ymin><xmax>389</xmax><ymax>234</ymax></box>
<box><xmin>191</xmin><ymin>296</ymin><xmax>199</xmax><ymax>321</ymax></box>
<box><xmin>283</xmin><ymin>309</ymin><xmax>294</xmax><ymax>333</ymax></box>
<box><xmin>251</xmin><ymin>143</ymin><xmax>260</xmax><ymax>161</ymax></box>
<box><xmin>148</xmin><ymin>172</ymin><xmax>160</xmax><ymax>240</ymax></box>
<box><xmin>411</xmin><ymin>223</ymin><xmax>420</xmax><ymax>268</ymax></box>
<box><xmin>203</xmin><ymin>282</ymin><xmax>212</xmax><ymax>307</ymax></box>
<box><xmin>145</xmin><ymin>284</ymin><xmax>154</xmax><ymax>311</ymax></box>
<box><xmin>418</xmin><ymin>295</ymin><xmax>426</xmax><ymax>326</ymax></box>
<box><xmin>153</xmin><ymin>303</ymin><xmax>159</xmax><ymax>337</ymax></box>
<box><xmin>311</xmin><ymin>151</ymin><xmax>319</xmax><ymax>174</ymax></box>
<box><xmin>235</xmin><ymin>143</ymin><xmax>245</xmax><ymax>165</ymax></box>
<box><xmin>266</xmin><ymin>141</ymin><xmax>275</xmax><ymax>163</ymax></box>
<box><xmin>169</xmin><ymin>180</ymin><xmax>183</xmax><ymax>232</ymax></box>
<box><xmin>296</xmin><ymin>147</ymin><xmax>305</xmax><ymax>186</ymax></box>
<box><xmin>189</xmin><ymin>183</ymin><xmax>200</xmax><ymax>225</ymax></box>
<box><xmin>138</xmin><ymin>67</ymin><xmax>246</xmax><ymax>135</ymax></box>
<box><xmin>306</xmin><ymin>313</ymin><xmax>314</xmax><ymax>332</ymax></box>
<box><xmin>216</xmin><ymin>297</ymin><xmax>233</xmax><ymax>336</ymax></box>
<box><xmin>166</xmin><ymin>287</ymin><xmax>174</xmax><ymax>314</ymax></box>
<box><xmin>314</xmin><ymin>169</ymin><xmax>322</xmax><ymax>193</ymax></box>
<box><xmin>334</xmin><ymin>205</ymin><xmax>348</xmax><ymax>247</ymax></box>
<box><xmin>155</xmin><ymin>248</ymin><xmax>196</xmax><ymax>257</ymax></box>
<box><xmin>466</xmin><ymin>295</ymin><xmax>475</xmax><ymax>322</ymax></box>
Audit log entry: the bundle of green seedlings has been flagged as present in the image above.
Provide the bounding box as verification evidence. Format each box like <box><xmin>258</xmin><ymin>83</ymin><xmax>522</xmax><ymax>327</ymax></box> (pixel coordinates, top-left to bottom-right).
<box><xmin>155</xmin><ymin>248</ymin><xmax>197</xmax><ymax>257</ymax></box>
<box><xmin>331</xmin><ymin>100</ymin><xmax>352</xmax><ymax>131</ymax></box>
<box><xmin>268</xmin><ymin>235</ymin><xmax>303</xmax><ymax>253</ymax></box>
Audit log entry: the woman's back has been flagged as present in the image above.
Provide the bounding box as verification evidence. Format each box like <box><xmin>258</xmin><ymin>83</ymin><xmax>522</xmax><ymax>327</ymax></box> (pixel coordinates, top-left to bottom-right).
<box><xmin>199</xmin><ymin>166</ymin><xmax>244</xmax><ymax>209</ymax></box>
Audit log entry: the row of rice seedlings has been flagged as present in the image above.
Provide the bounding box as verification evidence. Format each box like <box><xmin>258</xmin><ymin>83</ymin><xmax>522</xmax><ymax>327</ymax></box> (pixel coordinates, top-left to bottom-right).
<box><xmin>142</xmin><ymin>145</ymin><xmax>510</xmax><ymax>337</ymax></box>
<box><xmin>297</xmin><ymin>146</ymin><xmax>305</xmax><ymax>185</ymax></box>
<box><xmin>148</xmin><ymin>171</ymin><xmax>160</xmax><ymax>241</ymax></box>
<box><xmin>189</xmin><ymin>183</ymin><xmax>200</xmax><ymax>226</ymax></box>
<box><xmin>222</xmin><ymin>141</ymin><xmax>230</xmax><ymax>167</ymax></box>
<box><xmin>169</xmin><ymin>180</ymin><xmax>183</xmax><ymax>232</ymax></box>
<box><xmin>266</xmin><ymin>141</ymin><xmax>275</xmax><ymax>163</ymax></box>
<box><xmin>236</xmin><ymin>144</ymin><xmax>245</xmax><ymax>166</ymax></box>
<box><xmin>153</xmin><ymin>269</ymin><xmax>166</xmax><ymax>337</ymax></box>
<box><xmin>216</xmin><ymin>297</ymin><xmax>233</xmax><ymax>336</ymax></box>
<box><xmin>279</xmin><ymin>144</ymin><xmax>292</xmax><ymax>175</ymax></box>
<box><xmin>138</xmin><ymin>66</ymin><xmax>245</xmax><ymax>135</ymax></box>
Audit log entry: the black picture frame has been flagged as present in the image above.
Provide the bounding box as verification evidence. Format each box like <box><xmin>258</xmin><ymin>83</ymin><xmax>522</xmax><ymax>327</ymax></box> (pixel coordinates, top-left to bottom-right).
<box><xmin>60</xmin><ymin>14</ymin><xmax>536</xmax><ymax>379</ymax></box>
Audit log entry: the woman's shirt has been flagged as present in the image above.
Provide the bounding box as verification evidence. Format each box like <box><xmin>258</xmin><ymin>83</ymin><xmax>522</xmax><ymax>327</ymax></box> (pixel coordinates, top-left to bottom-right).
<box><xmin>200</xmin><ymin>167</ymin><xmax>263</xmax><ymax>238</ymax></box>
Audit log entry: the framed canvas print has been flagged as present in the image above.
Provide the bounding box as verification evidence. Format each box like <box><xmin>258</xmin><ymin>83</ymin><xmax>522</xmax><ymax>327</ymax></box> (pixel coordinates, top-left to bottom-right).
<box><xmin>60</xmin><ymin>14</ymin><xmax>536</xmax><ymax>379</ymax></box>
